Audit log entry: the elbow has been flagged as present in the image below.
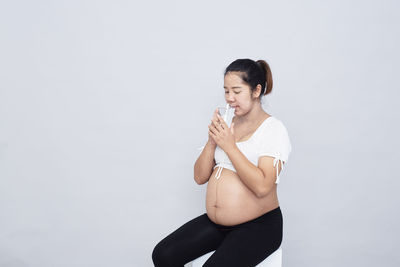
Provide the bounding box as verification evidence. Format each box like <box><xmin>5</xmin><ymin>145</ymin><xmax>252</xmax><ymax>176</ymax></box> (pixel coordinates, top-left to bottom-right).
<box><xmin>194</xmin><ymin>176</ymin><xmax>202</xmax><ymax>185</ymax></box>
<box><xmin>256</xmin><ymin>177</ymin><xmax>274</xmax><ymax>198</ymax></box>
<box><xmin>257</xmin><ymin>187</ymin><xmax>271</xmax><ymax>198</ymax></box>
<box><xmin>194</xmin><ymin>166</ymin><xmax>212</xmax><ymax>185</ymax></box>
<box><xmin>194</xmin><ymin>176</ymin><xmax>208</xmax><ymax>185</ymax></box>
<box><xmin>193</xmin><ymin>171</ymin><xmax>203</xmax><ymax>185</ymax></box>
<box><xmin>193</xmin><ymin>166</ymin><xmax>202</xmax><ymax>185</ymax></box>
<box><xmin>194</xmin><ymin>173</ymin><xmax>208</xmax><ymax>185</ymax></box>
<box><xmin>256</xmin><ymin>189</ymin><xmax>267</xmax><ymax>198</ymax></box>
<box><xmin>193</xmin><ymin>172</ymin><xmax>202</xmax><ymax>185</ymax></box>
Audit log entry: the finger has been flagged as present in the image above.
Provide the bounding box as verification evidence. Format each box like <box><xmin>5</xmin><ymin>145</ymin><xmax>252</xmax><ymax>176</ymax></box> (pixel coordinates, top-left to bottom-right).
<box><xmin>209</xmin><ymin>128</ymin><xmax>217</xmax><ymax>138</ymax></box>
<box><xmin>216</xmin><ymin>114</ymin><xmax>227</xmax><ymax>128</ymax></box>
<box><xmin>216</xmin><ymin>113</ymin><xmax>223</xmax><ymax>123</ymax></box>
<box><xmin>213</xmin><ymin>108</ymin><xmax>219</xmax><ymax>120</ymax></box>
<box><xmin>212</xmin><ymin>113</ymin><xmax>220</xmax><ymax>124</ymax></box>
<box><xmin>210</xmin><ymin>119</ymin><xmax>221</xmax><ymax>132</ymax></box>
<box><xmin>214</xmin><ymin>120</ymin><xmax>224</xmax><ymax>131</ymax></box>
<box><xmin>208</xmin><ymin>124</ymin><xmax>218</xmax><ymax>135</ymax></box>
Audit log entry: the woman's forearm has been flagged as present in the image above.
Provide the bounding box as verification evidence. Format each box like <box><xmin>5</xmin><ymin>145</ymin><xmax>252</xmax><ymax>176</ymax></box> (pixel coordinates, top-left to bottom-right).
<box><xmin>194</xmin><ymin>141</ymin><xmax>216</xmax><ymax>185</ymax></box>
<box><xmin>225</xmin><ymin>145</ymin><xmax>266</xmax><ymax>198</ymax></box>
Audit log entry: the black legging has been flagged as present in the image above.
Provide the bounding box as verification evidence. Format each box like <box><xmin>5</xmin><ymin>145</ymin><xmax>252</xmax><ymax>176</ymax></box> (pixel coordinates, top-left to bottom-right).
<box><xmin>152</xmin><ymin>206</ymin><xmax>283</xmax><ymax>267</ymax></box>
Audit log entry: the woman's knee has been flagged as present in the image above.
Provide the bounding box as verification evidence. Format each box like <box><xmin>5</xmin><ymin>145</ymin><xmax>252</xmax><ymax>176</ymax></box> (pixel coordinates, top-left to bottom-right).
<box><xmin>152</xmin><ymin>239</ymin><xmax>180</xmax><ymax>267</ymax></box>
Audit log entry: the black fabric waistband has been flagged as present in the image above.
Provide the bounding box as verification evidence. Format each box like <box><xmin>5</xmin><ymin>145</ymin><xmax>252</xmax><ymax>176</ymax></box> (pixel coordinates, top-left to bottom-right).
<box><xmin>211</xmin><ymin>206</ymin><xmax>282</xmax><ymax>229</ymax></box>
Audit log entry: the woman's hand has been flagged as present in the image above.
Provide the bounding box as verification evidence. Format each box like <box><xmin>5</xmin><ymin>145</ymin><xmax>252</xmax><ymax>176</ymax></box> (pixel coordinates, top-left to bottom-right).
<box><xmin>208</xmin><ymin>108</ymin><xmax>236</xmax><ymax>152</ymax></box>
<box><xmin>207</xmin><ymin>108</ymin><xmax>219</xmax><ymax>146</ymax></box>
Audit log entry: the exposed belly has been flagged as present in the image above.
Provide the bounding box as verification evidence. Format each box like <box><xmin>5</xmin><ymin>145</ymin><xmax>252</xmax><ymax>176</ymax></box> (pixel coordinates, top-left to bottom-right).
<box><xmin>206</xmin><ymin>167</ymin><xmax>279</xmax><ymax>226</ymax></box>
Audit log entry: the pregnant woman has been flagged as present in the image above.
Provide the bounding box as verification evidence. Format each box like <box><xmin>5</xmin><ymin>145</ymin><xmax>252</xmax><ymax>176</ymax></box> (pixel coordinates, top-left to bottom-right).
<box><xmin>152</xmin><ymin>58</ymin><xmax>292</xmax><ymax>267</ymax></box>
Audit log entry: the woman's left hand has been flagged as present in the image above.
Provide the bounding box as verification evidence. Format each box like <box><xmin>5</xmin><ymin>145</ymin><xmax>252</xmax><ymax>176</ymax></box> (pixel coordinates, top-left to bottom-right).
<box><xmin>208</xmin><ymin>111</ymin><xmax>236</xmax><ymax>153</ymax></box>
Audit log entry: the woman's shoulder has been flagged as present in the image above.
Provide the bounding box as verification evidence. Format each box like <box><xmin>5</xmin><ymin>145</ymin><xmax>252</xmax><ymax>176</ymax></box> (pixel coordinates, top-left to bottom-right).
<box><xmin>264</xmin><ymin>115</ymin><xmax>287</xmax><ymax>129</ymax></box>
<box><xmin>259</xmin><ymin>116</ymin><xmax>290</xmax><ymax>140</ymax></box>
<box><xmin>258</xmin><ymin>116</ymin><xmax>292</xmax><ymax>160</ymax></box>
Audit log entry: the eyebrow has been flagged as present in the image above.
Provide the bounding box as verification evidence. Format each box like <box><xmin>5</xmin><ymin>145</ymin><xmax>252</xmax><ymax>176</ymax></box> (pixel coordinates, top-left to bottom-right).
<box><xmin>223</xmin><ymin>86</ymin><xmax>242</xmax><ymax>89</ymax></box>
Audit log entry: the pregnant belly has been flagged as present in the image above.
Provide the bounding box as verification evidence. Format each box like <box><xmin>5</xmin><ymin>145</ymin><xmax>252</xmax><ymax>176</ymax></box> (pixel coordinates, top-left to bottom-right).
<box><xmin>206</xmin><ymin>167</ymin><xmax>279</xmax><ymax>226</ymax></box>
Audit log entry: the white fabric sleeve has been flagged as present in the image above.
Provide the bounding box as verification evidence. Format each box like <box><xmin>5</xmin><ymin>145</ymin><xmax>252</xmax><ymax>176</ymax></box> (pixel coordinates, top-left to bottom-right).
<box><xmin>257</xmin><ymin>121</ymin><xmax>292</xmax><ymax>184</ymax></box>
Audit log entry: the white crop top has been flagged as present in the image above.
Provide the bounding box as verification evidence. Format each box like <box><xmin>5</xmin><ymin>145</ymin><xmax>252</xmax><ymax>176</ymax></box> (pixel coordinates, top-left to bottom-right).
<box><xmin>197</xmin><ymin>116</ymin><xmax>292</xmax><ymax>184</ymax></box>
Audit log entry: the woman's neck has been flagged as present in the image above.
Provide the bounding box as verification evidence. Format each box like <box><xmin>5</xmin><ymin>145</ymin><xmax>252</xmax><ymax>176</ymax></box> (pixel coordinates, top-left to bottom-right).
<box><xmin>234</xmin><ymin>103</ymin><xmax>267</xmax><ymax>125</ymax></box>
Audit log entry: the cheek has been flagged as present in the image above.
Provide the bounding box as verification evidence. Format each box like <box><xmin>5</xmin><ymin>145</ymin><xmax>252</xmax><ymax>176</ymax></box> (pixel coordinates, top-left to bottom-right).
<box><xmin>239</xmin><ymin>100</ymin><xmax>250</xmax><ymax>108</ymax></box>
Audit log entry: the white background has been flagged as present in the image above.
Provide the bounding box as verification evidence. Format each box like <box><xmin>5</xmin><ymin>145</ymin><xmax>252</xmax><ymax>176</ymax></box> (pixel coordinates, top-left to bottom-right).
<box><xmin>1</xmin><ymin>0</ymin><xmax>399</xmax><ymax>266</ymax></box>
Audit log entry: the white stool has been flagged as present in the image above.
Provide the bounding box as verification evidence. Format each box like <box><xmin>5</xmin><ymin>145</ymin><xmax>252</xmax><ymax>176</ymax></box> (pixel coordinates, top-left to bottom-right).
<box><xmin>187</xmin><ymin>246</ymin><xmax>282</xmax><ymax>267</ymax></box>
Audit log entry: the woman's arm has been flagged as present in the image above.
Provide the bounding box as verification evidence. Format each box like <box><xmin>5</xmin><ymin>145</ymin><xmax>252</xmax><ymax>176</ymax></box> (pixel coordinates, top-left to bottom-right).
<box><xmin>194</xmin><ymin>140</ymin><xmax>216</xmax><ymax>185</ymax></box>
<box><xmin>224</xmin><ymin>145</ymin><xmax>267</xmax><ymax>198</ymax></box>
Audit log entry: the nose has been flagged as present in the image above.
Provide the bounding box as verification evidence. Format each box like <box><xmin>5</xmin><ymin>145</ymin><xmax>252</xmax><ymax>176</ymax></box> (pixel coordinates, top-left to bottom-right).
<box><xmin>225</xmin><ymin>92</ymin><xmax>235</xmax><ymax>102</ymax></box>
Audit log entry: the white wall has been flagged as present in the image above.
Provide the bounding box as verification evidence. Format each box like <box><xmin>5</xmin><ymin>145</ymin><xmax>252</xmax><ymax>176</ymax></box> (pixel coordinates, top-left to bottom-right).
<box><xmin>0</xmin><ymin>0</ymin><xmax>399</xmax><ymax>266</ymax></box>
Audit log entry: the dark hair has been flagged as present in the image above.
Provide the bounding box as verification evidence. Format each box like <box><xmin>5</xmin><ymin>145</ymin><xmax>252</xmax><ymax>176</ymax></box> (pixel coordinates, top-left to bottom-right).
<box><xmin>224</xmin><ymin>58</ymin><xmax>273</xmax><ymax>101</ymax></box>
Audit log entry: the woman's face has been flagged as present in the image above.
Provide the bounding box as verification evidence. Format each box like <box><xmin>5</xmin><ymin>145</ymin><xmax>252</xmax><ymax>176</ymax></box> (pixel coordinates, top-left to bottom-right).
<box><xmin>223</xmin><ymin>72</ymin><xmax>260</xmax><ymax>116</ymax></box>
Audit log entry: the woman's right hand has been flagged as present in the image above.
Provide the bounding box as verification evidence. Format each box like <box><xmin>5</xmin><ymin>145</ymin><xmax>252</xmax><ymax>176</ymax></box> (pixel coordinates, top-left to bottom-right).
<box><xmin>207</xmin><ymin>108</ymin><xmax>219</xmax><ymax>146</ymax></box>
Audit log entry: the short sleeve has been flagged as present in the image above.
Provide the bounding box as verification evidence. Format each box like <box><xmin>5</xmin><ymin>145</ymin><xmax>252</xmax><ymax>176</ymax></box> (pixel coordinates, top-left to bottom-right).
<box><xmin>257</xmin><ymin>120</ymin><xmax>292</xmax><ymax>184</ymax></box>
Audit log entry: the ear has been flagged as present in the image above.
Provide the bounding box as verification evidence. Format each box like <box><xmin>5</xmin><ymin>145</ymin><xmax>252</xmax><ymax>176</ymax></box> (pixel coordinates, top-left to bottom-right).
<box><xmin>253</xmin><ymin>84</ymin><xmax>262</xmax><ymax>98</ymax></box>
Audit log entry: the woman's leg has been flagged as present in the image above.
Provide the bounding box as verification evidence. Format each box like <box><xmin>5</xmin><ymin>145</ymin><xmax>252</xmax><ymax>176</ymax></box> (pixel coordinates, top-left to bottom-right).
<box><xmin>152</xmin><ymin>213</ymin><xmax>225</xmax><ymax>267</ymax></box>
<box><xmin>203</xmin><ymin>207</ymin><xmax>283</xmax><ymax>267</ymax></box>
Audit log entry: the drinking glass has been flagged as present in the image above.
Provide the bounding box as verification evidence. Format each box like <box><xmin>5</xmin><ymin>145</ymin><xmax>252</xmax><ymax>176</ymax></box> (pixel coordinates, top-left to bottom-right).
<box><xmin>217</xmin><ymin>105</ymin><xmax>234</xmax><ymax>128</ymax></box>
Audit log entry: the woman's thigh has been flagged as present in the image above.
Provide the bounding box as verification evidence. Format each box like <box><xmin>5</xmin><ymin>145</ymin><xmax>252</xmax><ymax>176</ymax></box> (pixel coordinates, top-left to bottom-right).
<box><xmin>152</xmin><ymin>213</ymin><xmax>225</xmax><ymax>267</ymax></box>
<box><xmin>203</xmin><ymin>208</ymin><xmax>283</xmax><ymax>267</ymax></box>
